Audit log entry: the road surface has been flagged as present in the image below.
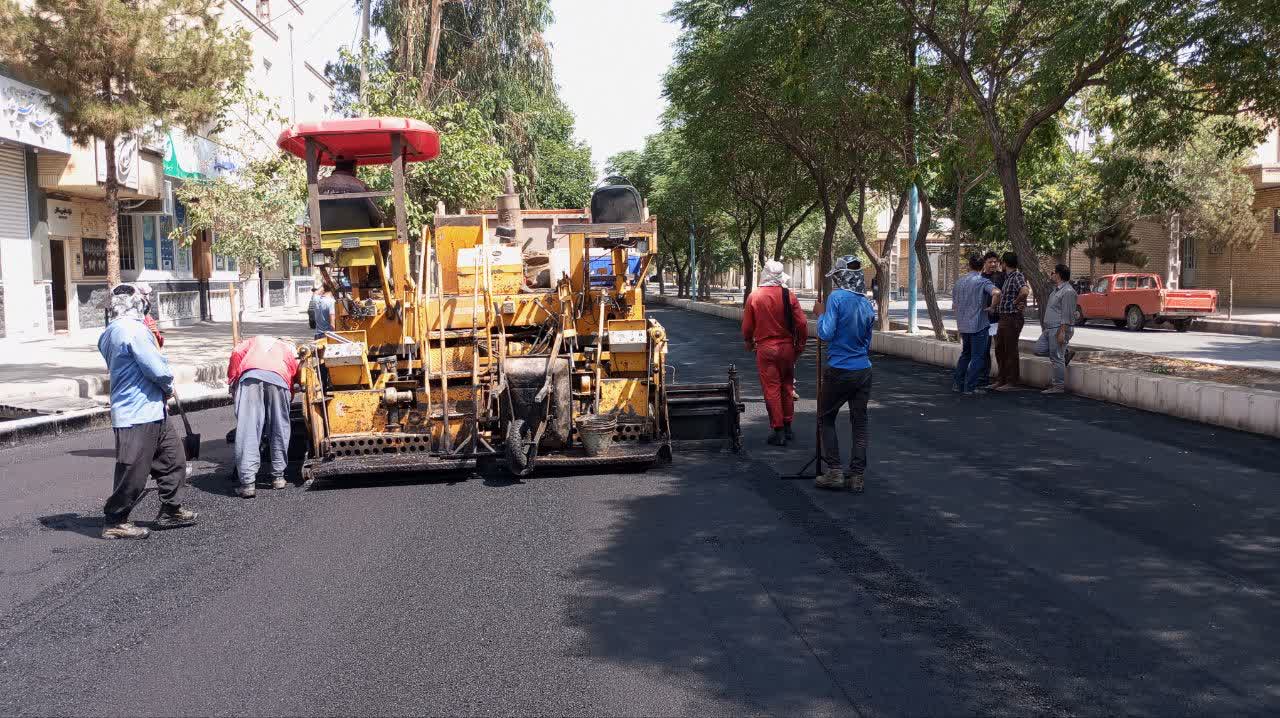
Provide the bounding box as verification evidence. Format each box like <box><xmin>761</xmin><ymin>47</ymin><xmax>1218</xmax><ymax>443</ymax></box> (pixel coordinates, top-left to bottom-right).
<box><xmin>699</xmin><ymin>289</ymin><xmax>1280</xmax><ymax>371</ymax></box>
<box><xmin>1</xmin><ymin>306</ymin><xmax>1278</xmax><ymax>716</ymax></box>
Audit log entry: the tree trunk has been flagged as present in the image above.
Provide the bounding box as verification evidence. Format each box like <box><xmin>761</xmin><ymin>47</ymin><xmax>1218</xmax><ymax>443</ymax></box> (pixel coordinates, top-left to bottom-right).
<box><xmin>994</xmin><ymin>149</ymin><xmax>1051</xmax><ymax>319</ymax></box>
<box><xmin>914</xmin><ymin>185</ymin><xmax>947</xmax><ymax>340</ymax></box>
<box><xmin>739</xmin><ymin>239</ymin><xmax>754</xmax><ymax>305</ymax></box>
<box><xmin>950</xmin><ymin>180</ymin><xmax>967</xmax><ymax>293</ymax></box>
<box><xmin>756</xmin><ymin>211</ymin><xmax>767</xmax><ymax>278</ymax></box>
<box><xmin>104</xmin><ymin>135</ymin><xmax>121</xmax><ymax>288</ymax></box>
<box><xmin>817</xmin><ymin>208</ymin><xmax>839</xmax><ymax>302</ymax></box>
<box><xmin>656</xmin><ymin>256</ymin><xmax>666</xmax><ymax>296</ymax></box>
<box><xmin>420</xmin><ymin>0</ymin><xmax>446</xmax><ymax>102</ymax></box>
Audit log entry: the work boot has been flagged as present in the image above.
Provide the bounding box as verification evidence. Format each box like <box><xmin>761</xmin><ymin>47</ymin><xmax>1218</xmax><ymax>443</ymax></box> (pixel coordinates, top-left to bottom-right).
<box><xmin>237</xmin><ymin>484</ymin><xmax>257</xmax><ymax>499</ymax></box>
<box><xmin>845</xmin><ymin>472</ymin><xmax>865</xmax><ymax>494</ymax></box>
<box><xmin>101</xmin><ymin>522</ymin><xmax>150</xmax><ymax>540</ymax></box>
<box><xmin>153</xmin><ymin>506</ymin><xmax>198</xmax><ymax>530</ymax></box>
<box><xmin>766</xmin><ymin>429</ymin><xmax>787</xmax><ymax>446</ymax></box>
<box><xmin>272</xmin><ymin>477</ymin><xmax>288</xmax><ymax>490</ymax></box>
<box><xmin>815</xmin><ymin>468</ymin><xmax>846</xmax><ymax>491</ymax></box>
<box><xmin>783</xmin><ymin>423</ymin><xmax>795</xmax><ymax>442</ymax></box>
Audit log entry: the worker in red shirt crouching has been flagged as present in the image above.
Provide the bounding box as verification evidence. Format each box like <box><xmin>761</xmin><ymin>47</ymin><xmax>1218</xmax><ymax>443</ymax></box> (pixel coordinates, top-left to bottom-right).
<box><xmin>227</xmin><ymin>336</ymin><xmax>300</xmax><ymax>497</ymax></box>
<box><xmin>742</xmin><ymin>260</ymin><xmax>808</xmax><ymax>447</ymax></box>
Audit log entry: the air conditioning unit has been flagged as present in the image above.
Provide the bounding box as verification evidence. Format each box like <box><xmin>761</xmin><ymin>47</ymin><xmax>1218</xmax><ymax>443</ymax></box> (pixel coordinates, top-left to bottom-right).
<box><xmin>124</xmin><ymin>181</ymin><xmax>175</xmax><ymax>217</ymax></box>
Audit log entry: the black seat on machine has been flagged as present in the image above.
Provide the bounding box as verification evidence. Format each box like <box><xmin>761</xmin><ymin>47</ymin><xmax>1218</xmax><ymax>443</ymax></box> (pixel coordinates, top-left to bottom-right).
<box><xmin>320</xmin><ymin>199</ymin><xmax>379</xmax><ymax>231</ymax></box>
<box><xmin>590</xmin><ymin>177</ymin><xmax>644</xmax><ymax>224</ymax></box>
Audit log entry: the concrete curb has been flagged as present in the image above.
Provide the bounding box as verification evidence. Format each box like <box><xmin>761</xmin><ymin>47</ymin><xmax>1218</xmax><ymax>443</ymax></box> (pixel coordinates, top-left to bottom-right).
<box><xmin>651</xmin><ymin>294</ymin><xmax>1280</xmax><ymax>439</ymax></box>
<box><xmin>0</xmin><ymin>386</ymin><xmax>233</xmax><ymax>449</ymax></box>
<box><xmin>1194</xmin><ymin>318</ymin><xmax>1280</xmax><ymax>338</ymax></box>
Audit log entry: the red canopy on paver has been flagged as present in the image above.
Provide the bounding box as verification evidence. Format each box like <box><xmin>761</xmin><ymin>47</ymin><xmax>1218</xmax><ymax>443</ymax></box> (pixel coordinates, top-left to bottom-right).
<box><xmin>276</xmin><ymin>117</ymin><xmax>440</xmax><ymax>165</ymax></box>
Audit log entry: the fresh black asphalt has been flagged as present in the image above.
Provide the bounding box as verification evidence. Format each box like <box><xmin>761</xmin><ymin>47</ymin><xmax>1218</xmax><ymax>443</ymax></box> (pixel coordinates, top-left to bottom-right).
<box><xmin>1</xmin><ymin>306</ymin><xmax>1277</xmax><ymax>716</ymax></box>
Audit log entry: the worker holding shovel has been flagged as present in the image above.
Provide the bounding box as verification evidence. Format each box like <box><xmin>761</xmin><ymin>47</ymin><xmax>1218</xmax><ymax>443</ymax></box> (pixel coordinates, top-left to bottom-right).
<box><xmin>97</xmin><ymin>283</ymin><xmax>199</xmax><ymax>540</ymax></box>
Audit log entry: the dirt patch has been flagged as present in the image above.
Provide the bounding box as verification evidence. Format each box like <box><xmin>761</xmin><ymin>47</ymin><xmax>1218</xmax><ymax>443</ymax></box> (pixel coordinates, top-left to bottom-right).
<box><xmin>1078</xmin><ymin>350</ymin><xmax>1280</xmax><ymax>392</ymax></box>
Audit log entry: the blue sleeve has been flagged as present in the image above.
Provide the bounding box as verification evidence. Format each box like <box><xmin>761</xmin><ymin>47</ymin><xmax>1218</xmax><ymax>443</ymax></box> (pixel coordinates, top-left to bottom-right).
<box><xmin>129</xmin><ymin>326</ymin><xmax>174</xmax><ymax>391</ymax></box>
<box><xmin>817</xmin><ymin>293</ymin><xmax>843</xmax><ymax>342</ymax></box>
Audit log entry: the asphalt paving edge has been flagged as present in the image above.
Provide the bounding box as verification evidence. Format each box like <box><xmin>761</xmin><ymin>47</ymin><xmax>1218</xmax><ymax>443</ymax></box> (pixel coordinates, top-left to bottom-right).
<box><xmin>650</xmin><ymin>294</ymin><xmax>1280</xmax><ymax>439</ymax></box>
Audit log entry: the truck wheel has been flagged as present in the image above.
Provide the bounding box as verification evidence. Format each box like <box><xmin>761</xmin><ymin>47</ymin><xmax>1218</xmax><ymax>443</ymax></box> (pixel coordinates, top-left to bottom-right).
<box><xmin>1174</xmin><ymin>319</ymin><xmax>1192</xmax><ymax>333</ymax></box>
<box><xmin>1125</xmin><ymin>305</ymin><xmax>1146</xmax><ymax>332</ymax></box>
<box><xmin>1073</xmin><ymin>307</ymin><xmax>1087</xmax><ymax>327</ymax></box>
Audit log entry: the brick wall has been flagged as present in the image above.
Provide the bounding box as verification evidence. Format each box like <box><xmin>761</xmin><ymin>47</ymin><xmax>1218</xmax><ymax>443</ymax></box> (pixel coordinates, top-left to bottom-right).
<box><xmin>1058</xmin><ymin>187</ymin><xmax>1280</xmax><ymax>306</ymax></box>
<box><xmin>1193</xmin><ymin>186</ymin><xmax>1280</xmax><ymax>306</ymax></box>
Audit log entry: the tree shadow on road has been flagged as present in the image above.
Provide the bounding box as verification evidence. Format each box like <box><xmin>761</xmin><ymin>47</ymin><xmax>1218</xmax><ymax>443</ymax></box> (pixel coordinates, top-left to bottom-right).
<box><xmin>590</xmin><ymin>307</ymin><xmax>1280</xmax><ymax>715</ymax></box>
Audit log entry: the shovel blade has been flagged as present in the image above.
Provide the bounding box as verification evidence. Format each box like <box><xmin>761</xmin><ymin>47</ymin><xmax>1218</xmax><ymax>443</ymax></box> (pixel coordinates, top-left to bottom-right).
<box><xmin>183</xmin><ymin>433</ymin><xmax>202</xmax><ymax>461</ymax></box>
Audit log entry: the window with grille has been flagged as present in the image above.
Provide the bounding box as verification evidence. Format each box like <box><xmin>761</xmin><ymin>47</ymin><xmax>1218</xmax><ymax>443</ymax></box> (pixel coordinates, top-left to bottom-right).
<box><xmin>118</xmin><ymin>215</ymin><xmax>137</xmax><ymax>271</ymax></box>
<box><xmin>1273</xmin><ymin>208</ymin><xmax>1279</xmax><ymax>234</ymax></box>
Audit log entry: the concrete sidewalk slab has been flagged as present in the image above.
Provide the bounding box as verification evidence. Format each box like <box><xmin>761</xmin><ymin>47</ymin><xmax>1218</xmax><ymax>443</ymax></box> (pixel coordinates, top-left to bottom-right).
<box><xmin>0</xmin><ymin>305</ymin><xmax>313</xmax><ymax>405</ymax></box>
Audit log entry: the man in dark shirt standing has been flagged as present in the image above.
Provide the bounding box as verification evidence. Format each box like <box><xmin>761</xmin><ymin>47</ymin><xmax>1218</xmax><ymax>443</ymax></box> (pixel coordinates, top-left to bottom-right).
<box><xmin>980</xmin><ymin>250</ymin><xmax>1005</xmax><ymax>388</ymax></box>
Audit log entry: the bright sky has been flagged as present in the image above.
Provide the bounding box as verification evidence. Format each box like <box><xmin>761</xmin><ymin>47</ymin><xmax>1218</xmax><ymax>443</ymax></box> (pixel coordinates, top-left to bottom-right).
<box><xmin>545</xmin><ymin>0</ymin><xmax>680</xmax><ymax>175</ymax></box>
<box><xmin>284</xmin><ymin>0</ymin><xmax>677</xmax><ymax>173</ymax></box>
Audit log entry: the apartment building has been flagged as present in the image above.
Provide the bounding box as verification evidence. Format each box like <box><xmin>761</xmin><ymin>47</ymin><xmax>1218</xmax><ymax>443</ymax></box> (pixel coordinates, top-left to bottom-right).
<box><xmin>0</xmin><ymin>0</ymin><xmax>340</xmax><ymax>338</ymax></box>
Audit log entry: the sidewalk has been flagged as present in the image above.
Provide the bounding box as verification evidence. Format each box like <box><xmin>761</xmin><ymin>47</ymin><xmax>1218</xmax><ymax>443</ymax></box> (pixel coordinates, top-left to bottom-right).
<box><xmin>0</xmin><ymin>304</ymin><xmax>313</xmax><ymax>407</ymax></box>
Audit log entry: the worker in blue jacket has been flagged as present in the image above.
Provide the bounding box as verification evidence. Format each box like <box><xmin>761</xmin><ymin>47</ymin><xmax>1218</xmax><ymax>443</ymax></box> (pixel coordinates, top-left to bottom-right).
<box><xmin>812</xmin><ymin>257</ymin><xmax>876</xmax><ymax>493</ymax></box>
<box><xmin>97</xmin><ymin>283</ymin><xmax>198</xmax><ymax>540</ymax></box>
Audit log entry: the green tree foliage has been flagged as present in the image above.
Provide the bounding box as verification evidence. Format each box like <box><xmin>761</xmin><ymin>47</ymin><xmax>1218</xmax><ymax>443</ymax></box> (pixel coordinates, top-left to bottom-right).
<box><xmin>351</xmin><ymin>55</ymin><xmax>509</xmax><ymax>236</ymax></box>
<box><xmin>171</xmin><ymin>89</ymin><xmax>305</xmax><ymax>268</ymax></box>
<box><xmin>899</xmin><ymin>0</ymin><xmax>1280</xmax><ymax>309</ymax></box>
<box><xmin>355</xmin><ymin>0</ymin><xmax>593</xmax><ymax>208</ymax></box>
<box><xmin>528</xmin><ymin>97</ymin><xmax>594</xmax><ymax>210</ymax></box>
<box><xmin>1084</xmin><ymin>218</ymin><xmax>1147</xmax><ymax>272</ymax></box>
<box><xmin>607</xmin><ymin>127</ymin><xmax>726</xmax><ymax>299</ymax></box>
<box><xmin>0</xmin><ymin>0</ymin><xmax>249</xmax><ymax>286</ymax></box>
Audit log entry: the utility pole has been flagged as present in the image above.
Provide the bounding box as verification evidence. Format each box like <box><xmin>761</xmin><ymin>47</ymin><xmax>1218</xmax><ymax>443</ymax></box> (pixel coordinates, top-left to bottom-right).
<box><xmin>1167</xmin><ymin>212</ymin><xmax>1181</xmax><ymax>290</ymax></box>
<box><xmin>358</xmin><ymin>0</ymin><xmax>370</xmax><ymax>103</ymax></box>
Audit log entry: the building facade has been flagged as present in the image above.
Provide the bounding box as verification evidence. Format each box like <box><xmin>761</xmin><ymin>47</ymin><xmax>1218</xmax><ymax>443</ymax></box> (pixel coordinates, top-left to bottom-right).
<box><xmin>1063</xmin><ymin>126</ymin><xmax>1280</xmax><ymax>308</ymax></box>
<box><xmin>0</xmin><ymin>0</ymin><xmax>336</xmax><ymax>338</ymax></box>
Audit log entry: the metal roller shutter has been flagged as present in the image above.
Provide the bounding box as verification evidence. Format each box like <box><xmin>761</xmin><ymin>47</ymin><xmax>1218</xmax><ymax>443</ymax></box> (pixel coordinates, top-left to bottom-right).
<box><xmin>0</xmin><ymin>145</ymin><xmax>33</xmax><ymax>336</ymax></box>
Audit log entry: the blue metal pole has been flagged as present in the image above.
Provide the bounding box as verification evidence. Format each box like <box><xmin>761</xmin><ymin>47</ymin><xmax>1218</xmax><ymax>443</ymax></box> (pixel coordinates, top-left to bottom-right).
<box><xmin>907</xmin><ymin>184</ymin><xmax>919</xmax><ymax>333</ymax></box>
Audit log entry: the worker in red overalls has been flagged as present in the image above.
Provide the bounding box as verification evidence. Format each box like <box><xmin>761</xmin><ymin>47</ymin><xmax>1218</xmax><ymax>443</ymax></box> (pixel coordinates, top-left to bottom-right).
<box><xmin>742</xmin><ymin>260</ymin><xmax>808</xmax><ymax>446</ymax></box>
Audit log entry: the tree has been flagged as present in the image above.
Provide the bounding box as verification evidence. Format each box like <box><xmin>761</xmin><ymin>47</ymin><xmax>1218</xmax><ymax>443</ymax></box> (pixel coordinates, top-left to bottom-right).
<box><xmin>1</xmin><ymin>0</ymin><xmax>249</xmax><ymax>286</ymax></box>
<box><xmin>899</xmin><ymin>0</ymin><xmax>1280</xmax><ymax>311</ymax></box>
<box><xmin>171</xmin><ymin>88</ymin><xmax>306</xmax><ymax>268</ymax></box>
<box><xmin>1084</xmin><ymin>218</ymin><xmax>1146</xmax><ymax>272</ymax></box>
<box><xmin>1097</xmin><ymin>115</ymin><xmax>1265</xmax><ymax>314</ymax></box>
<box><xmin>367</xmin><ymin>0</ymin><xmax>572</xmax><ymax>206</ymax></box>
<box><xmin>352</xmin><ymin>55</ymin><xmax>509</xmax><ymax>234</ymax></box>
<box><xmin>527</xmin><ymin>96</ymin><xmax>594</xmax><ymax>210</ymax></box>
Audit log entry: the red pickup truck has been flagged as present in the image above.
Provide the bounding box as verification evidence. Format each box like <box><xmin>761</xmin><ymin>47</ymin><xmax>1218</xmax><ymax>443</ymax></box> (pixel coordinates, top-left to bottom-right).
<box><xmin>1074</xmin><ymin>273</ymin><xmax>1218</xmax><ymax>332</ymax></box>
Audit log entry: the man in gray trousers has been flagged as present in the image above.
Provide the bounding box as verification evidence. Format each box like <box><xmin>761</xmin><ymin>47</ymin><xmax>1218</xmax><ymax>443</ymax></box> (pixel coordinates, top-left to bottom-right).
<box><xmin>1034</xmin><ymin>264</ymin><xmax>1079</xmax><ymax>394</ymax></box>
<box><xmin>227</xmin><ymin>336</ymin><xmax>300</xmax><ymax>497</ymax></box>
